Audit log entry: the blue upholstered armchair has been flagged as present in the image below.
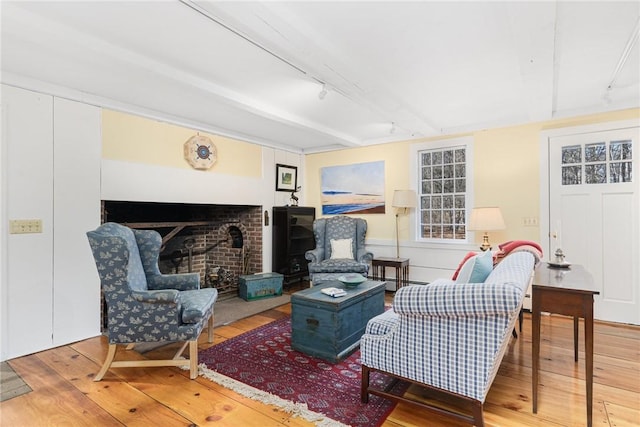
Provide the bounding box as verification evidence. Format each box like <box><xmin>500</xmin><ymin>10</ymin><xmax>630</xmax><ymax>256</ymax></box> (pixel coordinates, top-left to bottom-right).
<box><xmin>86</xmin><ymin>222</ymin><xmax>218</xmax><ymax>381</ymax></box>
<box><xmin>305</xmin><ymin>216</ymin><xmax>373</xmax><ymax>283</ymax></box>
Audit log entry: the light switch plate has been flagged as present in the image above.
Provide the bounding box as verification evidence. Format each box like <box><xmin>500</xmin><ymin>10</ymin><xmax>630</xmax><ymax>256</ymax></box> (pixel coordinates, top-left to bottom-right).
<box><xmin>9</xmin><ymin>219</ymin><xmax>43</xmax><ymax>234</ymax></box>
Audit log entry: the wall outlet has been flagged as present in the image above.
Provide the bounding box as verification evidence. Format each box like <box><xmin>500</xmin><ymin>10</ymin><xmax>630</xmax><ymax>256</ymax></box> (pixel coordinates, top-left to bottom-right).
<box><xmin>9</xmin><ymin>219</ymin><xmax>43</xmax><ymax>234</ymax></box>
<box><xmin>523</xmin><ymin>217</ymin><xmax>539</xmax><ymax>227</ymax></box>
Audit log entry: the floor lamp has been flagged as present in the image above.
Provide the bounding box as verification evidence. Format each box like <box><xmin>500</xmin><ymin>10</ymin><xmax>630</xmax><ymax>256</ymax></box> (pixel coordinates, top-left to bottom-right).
<box><xmin>468</xmin><ymin>207</ymin><xmax>505</xmax><ymax>251</ymax></box>
<box><xmin>392</xmin><ymin>190</ymin><xmax>416</xmax><ymax>258</ymax></box>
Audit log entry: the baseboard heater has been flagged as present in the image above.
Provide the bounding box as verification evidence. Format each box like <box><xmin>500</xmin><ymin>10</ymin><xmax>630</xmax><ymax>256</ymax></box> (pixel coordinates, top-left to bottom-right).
<box><xmin>380</xmin><ymin>278</ymin><xmax>429</xmax><ymax>291</ymax></box>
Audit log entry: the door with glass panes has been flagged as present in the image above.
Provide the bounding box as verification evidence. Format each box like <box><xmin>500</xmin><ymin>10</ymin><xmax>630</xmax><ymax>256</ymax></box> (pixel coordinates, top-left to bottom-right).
<box><xmin>549</xmin><ymin>127</ymin><xmax>639</xmax><ymax>324</ymax></box>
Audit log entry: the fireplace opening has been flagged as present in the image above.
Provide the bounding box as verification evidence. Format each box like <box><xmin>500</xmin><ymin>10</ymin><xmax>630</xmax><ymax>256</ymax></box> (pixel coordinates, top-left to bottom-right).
<box><xmin>102</xmin><ymin>200</ymin><xmax>263</xmax><ymax>299</ymax></box>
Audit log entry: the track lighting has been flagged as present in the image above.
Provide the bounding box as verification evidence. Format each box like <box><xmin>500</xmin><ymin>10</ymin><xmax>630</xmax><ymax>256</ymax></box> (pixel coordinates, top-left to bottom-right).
<box><xmin>390</xmin><ymin>122</ymin><xmax>396</xmax><ymax>134</ymax></box>
<box><xmin>318</xmin><ymin>83</ymin><xmax>328</xmax><ymax>100</ymax></box>
<box><xmin>607</xmin><ymin>16</ymin><xmax>639</xmax><ymax>91</ymax></box>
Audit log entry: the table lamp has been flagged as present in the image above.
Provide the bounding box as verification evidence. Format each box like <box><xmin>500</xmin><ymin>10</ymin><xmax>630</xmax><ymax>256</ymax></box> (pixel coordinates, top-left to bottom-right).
<box><xmin>392</xmin><ymin>190</ymin><xmax>416</xmax><ymax>258</ymax></box>
<box><xmin>468</xmin><ymin>207</ymin><xmax>505</xmax><ymax>251</ymax></box>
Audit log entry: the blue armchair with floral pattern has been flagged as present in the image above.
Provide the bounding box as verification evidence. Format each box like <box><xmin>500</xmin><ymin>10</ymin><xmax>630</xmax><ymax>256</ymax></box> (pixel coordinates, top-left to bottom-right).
<box><xmin>305</xmin><ymin>216</ymin><xmax>373</xmax><ymax>284</ymax></box>
<box><xmin>86</xmin><ymin>222</ymin><xmax>218</xmax><ymax>381</ymax></box>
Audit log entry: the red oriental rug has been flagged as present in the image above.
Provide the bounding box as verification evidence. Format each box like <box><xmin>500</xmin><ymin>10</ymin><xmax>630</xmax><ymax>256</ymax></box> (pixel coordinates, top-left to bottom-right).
<box><xmin>197</xmin><ymin>316</ymin><xmax>406</xmax><ymax>427</ymax></box>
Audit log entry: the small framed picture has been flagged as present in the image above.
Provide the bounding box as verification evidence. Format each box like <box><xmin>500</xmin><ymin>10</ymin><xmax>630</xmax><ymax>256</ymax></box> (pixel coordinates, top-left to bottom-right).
<box><xmin>276</xmin><ymin>164</ymin><xmax>297</xmax><ymax>192</ymax></box>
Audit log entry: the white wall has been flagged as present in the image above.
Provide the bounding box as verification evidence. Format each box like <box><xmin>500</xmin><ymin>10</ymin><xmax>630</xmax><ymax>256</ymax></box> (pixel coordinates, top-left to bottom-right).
<box><xmin>1</xmin><ymin>85</ymin><xmax>102</xmax><ymax>361</ymax></box>
<box><xmin>52</xmin><ymin>97</ymin><xmax>102</xmax><ymax>346</ymax></box>
<box><xmin>2</xmin><ymin>85</ymin><xmax>54</xmax><ymax>360</ymax></box>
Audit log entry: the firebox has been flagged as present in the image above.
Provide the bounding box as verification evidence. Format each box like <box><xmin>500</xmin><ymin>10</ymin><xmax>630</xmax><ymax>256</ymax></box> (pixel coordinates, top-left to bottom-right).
<box><xmin>102</xmin><ymin>200</ymin><xmax>262</xmax><ymax>299</ymax></box>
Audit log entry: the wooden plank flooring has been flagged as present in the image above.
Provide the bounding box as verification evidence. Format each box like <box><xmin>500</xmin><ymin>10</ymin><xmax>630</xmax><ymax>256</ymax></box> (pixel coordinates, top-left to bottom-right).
<box><xmin>1</xmin><ymin>292</ymin><xmax>639</xmax><ymax>427</ymax></box>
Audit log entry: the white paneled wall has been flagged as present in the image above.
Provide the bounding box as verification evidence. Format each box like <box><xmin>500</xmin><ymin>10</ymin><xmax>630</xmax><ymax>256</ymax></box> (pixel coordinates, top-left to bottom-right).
<box><xmin>1</xmin><ymin>85</ymin><xmax>101</xmax><ymax>360</ymax></box>
<box><xmin>3</xmin><ymin>85</ymin><xmax>54</xmax><ymax>359</ymax></box>
<box><xmin>52</xmin><ymin>97</ymin><xmax>102</xmax><ymax>346</ymax></box>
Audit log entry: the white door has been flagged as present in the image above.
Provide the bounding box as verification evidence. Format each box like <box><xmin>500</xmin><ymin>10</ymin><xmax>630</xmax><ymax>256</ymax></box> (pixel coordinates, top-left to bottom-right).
<box><xmin>549</xmin><ymin>127</ymin><xmax>639</xmax><ymax>325</ymax></box>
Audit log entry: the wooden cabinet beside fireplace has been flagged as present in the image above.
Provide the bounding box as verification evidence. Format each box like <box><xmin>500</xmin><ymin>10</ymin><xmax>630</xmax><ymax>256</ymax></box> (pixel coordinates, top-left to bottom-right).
<box><xmin>272</xmin><ymin>206</ymin><xmax>316</xmax><ymax>284</ymax></box>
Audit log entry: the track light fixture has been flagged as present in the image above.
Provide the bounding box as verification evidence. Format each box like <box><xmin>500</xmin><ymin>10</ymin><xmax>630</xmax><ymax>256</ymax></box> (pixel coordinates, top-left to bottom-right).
<box><xmin>318</xmin><ymin>83</ymin><xmax>328</xmax><ymax>100</ymax></box>
<box><xmin>607</xmin><ymin>16</ymin><xmax>639</xmax><ymax>91</ymax></box>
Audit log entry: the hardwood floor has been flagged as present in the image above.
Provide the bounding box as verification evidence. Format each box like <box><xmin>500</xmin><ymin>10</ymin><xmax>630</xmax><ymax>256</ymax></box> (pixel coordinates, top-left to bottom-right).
<box><xmin>2</xmin><ymin>290</ymin><xmax>639</xmax><ymax>427</ymax></box>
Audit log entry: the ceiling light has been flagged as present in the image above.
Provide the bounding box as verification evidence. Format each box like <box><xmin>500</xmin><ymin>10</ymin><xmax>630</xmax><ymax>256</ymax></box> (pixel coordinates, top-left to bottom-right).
<box><xmin>390</xmin><ymin>122</ymin><xmax>396</xmax><ymax>134</ymax></box>
<box><xmin>318</xmin><ymin>84</ymin><xmax>328</xmax><ymax>100</ymax></box>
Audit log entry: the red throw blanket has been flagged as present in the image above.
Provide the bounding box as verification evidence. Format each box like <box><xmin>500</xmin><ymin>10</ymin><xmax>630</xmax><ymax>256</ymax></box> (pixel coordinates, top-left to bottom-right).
<box><xmin>452</xmin><ymin>240</ymin><xmax>543</xmax><ymax>280</ymax></box>
<box><xmin>494</xmin><ymin>240</ymin><xmax>543</xmax><ymax>265</ymax></box>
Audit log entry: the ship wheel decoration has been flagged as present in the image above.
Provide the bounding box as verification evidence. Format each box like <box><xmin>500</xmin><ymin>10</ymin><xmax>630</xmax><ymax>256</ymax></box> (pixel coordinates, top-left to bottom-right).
<box><xmin>183</xmin><ymin>134</ymin><xmax>217</xmax><ymax>170</ymax></box>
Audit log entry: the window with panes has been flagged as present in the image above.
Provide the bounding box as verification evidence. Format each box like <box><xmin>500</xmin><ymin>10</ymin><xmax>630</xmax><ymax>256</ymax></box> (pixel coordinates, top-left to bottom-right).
<box><xmin>561</xmin><ymin>139</ymin><xmax>632</xmax><ymax>185</ymax></box>
<box><xmin>418</xmin><ymin>146</ymin><xmax>467</xmax><ymax>241</ymax></box>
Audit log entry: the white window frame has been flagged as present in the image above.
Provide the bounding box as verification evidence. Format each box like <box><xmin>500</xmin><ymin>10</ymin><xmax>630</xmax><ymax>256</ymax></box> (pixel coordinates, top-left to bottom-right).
<box><xmin>410</xmin><ymin>136</ymin><xmax>474</xmax><ymax>245</ymax></box>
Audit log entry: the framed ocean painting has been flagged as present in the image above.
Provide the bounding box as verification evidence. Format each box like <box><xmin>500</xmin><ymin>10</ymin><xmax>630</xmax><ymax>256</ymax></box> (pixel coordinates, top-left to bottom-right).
<box><xmin>321</xmin><ymin>161</ymin><xmax>385</xmax><ymax>214</ymax></box>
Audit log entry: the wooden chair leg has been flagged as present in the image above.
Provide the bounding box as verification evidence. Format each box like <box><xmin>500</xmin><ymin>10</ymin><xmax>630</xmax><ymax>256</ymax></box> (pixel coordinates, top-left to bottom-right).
<box><xmin>94</xmin><ymin>343</ymin><xmax>117</xmax><ymax>381</ymax></box>
<box><xmin>94</xmin><ymin>340</ymin><xmax>202</xmax><ymax>381</ymax></box>
<box><xmin>207</xmin><ymin>314</ymin><xmax>214</xmax><ymax>343</ymax></box>
<box><xmin>189</xmin><ymin>340</ymin><xmax>199</xmax><ymax>379</ymax></box>
<box><xmin>173</xmin><ymin>341</ymin><xmax>189</xmax><ymax>359</ymax></box>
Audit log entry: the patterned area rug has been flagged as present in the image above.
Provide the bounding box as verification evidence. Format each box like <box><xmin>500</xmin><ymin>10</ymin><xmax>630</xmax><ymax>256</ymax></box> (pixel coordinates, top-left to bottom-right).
<box><xmin>198</xmin><ymin>316</ymin><xmax>405</xmax><ymax>427</ymax></box>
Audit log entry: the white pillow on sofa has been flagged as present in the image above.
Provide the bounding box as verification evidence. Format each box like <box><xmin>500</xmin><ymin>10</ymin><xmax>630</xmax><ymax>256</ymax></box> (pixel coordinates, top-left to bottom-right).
<box><xmin>330</xmin><ymin>238</ymin><xmax>354</xmax><ymax>259</ymax></box>
<box><xmin>455</xmin><ymin>250</ymin><xmax>493</xmax><ymax>283</ymax></box>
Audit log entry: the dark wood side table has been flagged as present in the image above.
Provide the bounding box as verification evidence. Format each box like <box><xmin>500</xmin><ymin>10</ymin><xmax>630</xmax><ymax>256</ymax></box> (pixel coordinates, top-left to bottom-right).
<box><xmin>532</xmin><ymin>264</ymin><xmax>599</xmax><ymax>427</ymax></box>
<box><xmin>371</xmin><ymin>257</ymin><xmax>409</xmax><ymax>290</ymax></box>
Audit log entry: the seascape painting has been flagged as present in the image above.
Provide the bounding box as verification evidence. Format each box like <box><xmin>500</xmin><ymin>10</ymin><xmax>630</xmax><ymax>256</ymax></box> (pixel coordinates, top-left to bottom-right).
<box><xmin>321</xmin><ymin>161</ymin><xmax>385</xmax><ymax>214</ymax></box>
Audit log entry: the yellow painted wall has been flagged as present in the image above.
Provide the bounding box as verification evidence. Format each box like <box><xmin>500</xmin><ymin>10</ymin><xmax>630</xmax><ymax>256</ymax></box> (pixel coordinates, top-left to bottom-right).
<box><xmin>305</xmin><ymin>108</ymin><xmax>640</xmax><ymax>244</ymax></box>
<box><xmin>304</xmin><ymin>141</ymin><xmax>417</xmax><ymax>243</ymax></box>
<box><xmin>102</xmin><ymin>109</ymin><xmax>262</xmax><ymax>177</ymax></box>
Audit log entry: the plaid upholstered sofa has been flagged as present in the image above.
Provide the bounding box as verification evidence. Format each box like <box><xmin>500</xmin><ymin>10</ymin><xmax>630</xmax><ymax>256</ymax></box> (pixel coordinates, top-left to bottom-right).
<box><xmin>360</xmin><ymin>251</ymin><xmax>536</xmax><ymax>426</ymax></box>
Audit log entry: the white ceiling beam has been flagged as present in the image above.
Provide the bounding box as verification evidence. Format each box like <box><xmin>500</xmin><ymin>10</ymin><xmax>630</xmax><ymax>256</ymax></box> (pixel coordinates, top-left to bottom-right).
<box><xmin>506</xmin><ymin>2</ymin><xmax>556</xmax><ymax>122</ymax></box>
<box><xmin>607</xmin><ymin>16</ymin><xmax>640</xmax><ymax>91</ymax></box>
<box><xmin>198</xmin><ymin>0</ymin><xmax>440</xmax><ymax>137</ymax></box>
<box><xmin>2</xmin><ymin>1</ymin><xmax>637</xmax><ymax>154</ymax></box>
<box><xmin>3</xmin><ymin>2</ymin><xmax>362</xmax><ymax>148</ymax></box>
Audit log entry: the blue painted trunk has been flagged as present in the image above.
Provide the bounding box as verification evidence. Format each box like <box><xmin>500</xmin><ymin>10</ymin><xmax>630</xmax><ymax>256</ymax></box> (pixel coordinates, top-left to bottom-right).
<box><xmin>238</xmin><ymin>272</ymin><xmax>284</xmax><ymax>301</ymax></box>
<box><xmin>290</xmin><ymin>280</ymin><xmax>386</xmax><ymax>363</ymax></box>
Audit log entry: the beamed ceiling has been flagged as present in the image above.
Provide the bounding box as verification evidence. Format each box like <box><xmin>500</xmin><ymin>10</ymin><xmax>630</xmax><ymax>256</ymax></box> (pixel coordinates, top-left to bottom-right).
<box><xmin>2</xmin><ymin>1</ymin><xmax>639</xmax><ymax>153</ymax></box>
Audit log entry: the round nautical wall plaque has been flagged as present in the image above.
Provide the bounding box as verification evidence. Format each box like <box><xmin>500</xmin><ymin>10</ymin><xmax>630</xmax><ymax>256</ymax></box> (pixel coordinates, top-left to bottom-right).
<box><xmin>184</xmin><ymin>134</ymin><xmax>217</xmax><ymax>170</ymax></box>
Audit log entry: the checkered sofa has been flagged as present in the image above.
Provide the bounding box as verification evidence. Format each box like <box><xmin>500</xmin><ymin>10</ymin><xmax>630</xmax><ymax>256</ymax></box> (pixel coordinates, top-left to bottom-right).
<box><xmin>360</xmin><ymin>251</ymin><xmax>536</xmax><ymax>427</ymax></box>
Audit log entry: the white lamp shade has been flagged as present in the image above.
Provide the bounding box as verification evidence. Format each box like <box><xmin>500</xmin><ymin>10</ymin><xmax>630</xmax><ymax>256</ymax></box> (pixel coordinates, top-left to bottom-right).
<box><xmin>468</xmin><ymin>207</ymin><xmax>505</xmax><ymax>231</ymax></box>
<box><xmin>392</xmin><ymin>190</ymin><xmax>416</xmax><ymax>208</ymax></box>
